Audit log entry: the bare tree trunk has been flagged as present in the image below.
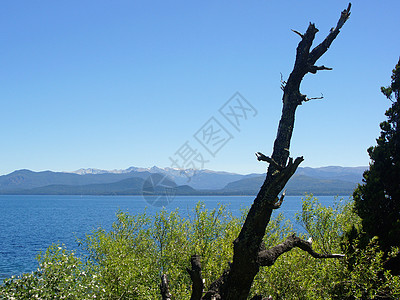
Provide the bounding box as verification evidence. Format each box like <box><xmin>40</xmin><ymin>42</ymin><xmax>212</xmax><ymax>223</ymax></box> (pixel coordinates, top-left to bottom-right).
<box><xmin>162</xmin><ymin>4</ymin><xmax>351</xmax><ymax>300</ymax></box>
<box><xmin>203</xmin><ymin>4</ymin><xmax>351</xmax><ymax>300</ymax></box>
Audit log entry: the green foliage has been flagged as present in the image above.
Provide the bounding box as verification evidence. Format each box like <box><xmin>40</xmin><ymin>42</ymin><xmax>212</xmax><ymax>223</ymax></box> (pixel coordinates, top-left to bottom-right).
<box><xmin>352</xmin><ymin>59</ymin><xmax>400</xmax><ymax>274</ymax></box>
<box><xmin>297</xmin><ymin>195</ymin><xmax>354</xmax><ymax>254</ymax></box>
<box><xmin>1</xmin><ymin>244</ymin><xmax>100</xmax><ymax>299</ymax></box>
<box><xmin>250</xmin><ymin>195</ymin><xmax>357</xmax><ymax>299</ymax></box>
<box><xmin>188</xmin><ymin>204</ymin><xmax>242</xmax><ymax>288</ymax></box>
<box><xmin>2</xmin><ymin>197</ymin><xmax>399</xmax><ymax>299</ymax></box>
<box><xmin>334</xmin><ymin>238</ymin><xmax>400</xmax><ymax>299</ymax></box>
<box><xmin>81</xmin><ymin>211</ymin><xmax>158</xmax><ymax>299</ymax></box>
<box><xmin>78</xmin><ymin>204</ymin><xmax>244</xmax><ymax>299</ymax></box>
<box><xmin>0</xmin><ymin>202</ymin><xmax>243</xmax><ymax>299</ymax></box>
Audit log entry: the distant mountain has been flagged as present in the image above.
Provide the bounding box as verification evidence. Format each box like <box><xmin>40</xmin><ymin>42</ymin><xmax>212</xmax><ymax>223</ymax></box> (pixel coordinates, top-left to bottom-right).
<box><xmin>71</xmin><ymin>166</ymin><xmax>245</xmax><ymax>190</ymax></box>
<box><xmin>0</xmin><ymin>167</ymin><xmax>244</xmax><ymax>193</ymax></box>
<box><xmin>0</xmin><ymin>166</ymin><xmax>367</xmax><ymax>196</ymax></box>
<box><xmin>295</xmin><ymin>166</ymin><xmax>366</xmax><ymax>183</ymax></box>
<box><xmin>219</xmin><ymin>174</ymin><xmax>358</xmax><ymax>196</ymax></box>
<box><xmin>72</xmin><ymin>166</ymin><xmax>151</xmax><ymax>175</ymax></box>
<box><xmin>0</xmin><ymin>169</ymin><xmax>151</xmax><ymax>192</ymax></box>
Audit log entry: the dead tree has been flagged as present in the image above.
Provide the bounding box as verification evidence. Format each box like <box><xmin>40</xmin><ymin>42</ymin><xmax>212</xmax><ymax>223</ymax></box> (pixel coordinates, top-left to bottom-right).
<box><xmin>164</xmin><ymin>3</ymin><xmax>351</xmax><ymax>299</ymax></box>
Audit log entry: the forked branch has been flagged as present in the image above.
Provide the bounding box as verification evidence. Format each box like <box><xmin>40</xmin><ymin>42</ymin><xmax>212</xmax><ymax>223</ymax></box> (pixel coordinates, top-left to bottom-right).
<box><xmin>308</xmin><ymin>3</ymin><xmax>351</xmax><ymax>65</ymax></box>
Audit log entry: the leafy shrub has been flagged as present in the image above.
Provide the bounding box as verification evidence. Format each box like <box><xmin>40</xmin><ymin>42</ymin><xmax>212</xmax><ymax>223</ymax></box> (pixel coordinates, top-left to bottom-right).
<box><xmin>250</xmin><ymin>194</ymin><xmax>355</xmax><ymax>299</ymax></box>
<box><xmin>1</xmin><ymin>202</ymin><xmax>242</xmax><ymax>299</ymax></box>
<box><xmin>1</xmin><ymin>244</ymin><xmax>100</xmax><ymax>299</ymax></box>
<box><xmin>2</xmin><ymin>198</ymin><xmax>399</xmax><ymax>299</ymax></box>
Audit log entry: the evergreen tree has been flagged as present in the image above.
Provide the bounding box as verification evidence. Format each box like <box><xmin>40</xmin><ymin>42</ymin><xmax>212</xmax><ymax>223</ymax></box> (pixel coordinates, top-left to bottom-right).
<box><xmin>353</xmin><ymin>58</ymin><xmax>400</xmax><ymax>274</ymax></box>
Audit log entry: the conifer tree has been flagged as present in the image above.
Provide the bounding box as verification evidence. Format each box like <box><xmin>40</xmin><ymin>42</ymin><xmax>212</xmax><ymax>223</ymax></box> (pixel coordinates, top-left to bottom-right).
<box><xmin>353</xmin><ymin>58</ymin><xmax>400</xmax><ymax>274</ymax></box>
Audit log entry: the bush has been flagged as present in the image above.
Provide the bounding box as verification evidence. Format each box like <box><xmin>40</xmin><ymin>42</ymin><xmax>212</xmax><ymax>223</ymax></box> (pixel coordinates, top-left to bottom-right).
<box><xmin>1</xmin><ymin>202</ymin><xmax>242</xmax><ymax>299</ymax></box>
<box><xmin>250</xmin><ymin>194</ymin><xmax>356</xmax><ymax>299</ymax></box>
<box><xmin>2</xmin><ymin>198</ymin><xmax>399</xmax><ymax>299</ymax></box>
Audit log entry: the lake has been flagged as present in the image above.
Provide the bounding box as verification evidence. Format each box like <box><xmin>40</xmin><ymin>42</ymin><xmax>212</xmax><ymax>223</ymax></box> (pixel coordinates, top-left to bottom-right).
<box><xmin>0</xmin><ymin>194</ymin><xmax>345</xmax><ymax>281</ymax></box>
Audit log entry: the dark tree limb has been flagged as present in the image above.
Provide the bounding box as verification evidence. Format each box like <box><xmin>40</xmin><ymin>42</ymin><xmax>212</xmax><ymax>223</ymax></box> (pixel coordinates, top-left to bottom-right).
<box><xmin>304</xmin><ymin>93</ymin><xmax>324</xmax><ymax>102</ymax></box>
<box><xmin>308</xmin><ymin>3</ymin><xmax>351</xmax><ymax>65</ymax></box>
<box><xmin>184</xmin><ymin>4</ymin><xmax>351</xmax><ymax>300</ymax></box>
<box><xmin>291</xmin><ymin>29</ymin><xmax>303</xmax><ymax>38</ymax></box>
<box><xmin>160</xmin><ymin>274</ymin><xmax>172</xmax><ymax>300</ymax></box>
<box><xmin>255</xmin><ymin>152</ymin><xmax>283</xmax><ymax>171</ymax></box>
<box><xmin>202</xmin><ymin>268</ymin><xmax>230</xmax><ymax>300</ymax></box>
<box><xmin>257</xmin><ymin>234</ymin><xmax>345</xmax><ymax>267</ymax></box>
<box><xmin>280</xmin><ymin>73</ymin><xmax>287</xmax><ymax>91</ymax></box>
<box><xmin>309</xmin><ymin>65</ymin><xmax>332</xmax><ymax>74</ymax></box>
<box><xmin>187</xmin><ymin>255</ymin><xmax>204</xmax><ymax>300</ymax></box>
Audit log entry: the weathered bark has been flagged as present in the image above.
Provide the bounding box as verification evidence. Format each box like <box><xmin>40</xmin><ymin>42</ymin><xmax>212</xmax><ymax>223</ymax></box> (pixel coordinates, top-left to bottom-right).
<box><xmin>160</xmin><ymin>4</ymin><xmax>351</xmax><ymax>300</ymax></box>
<box><xmin>187</xmin><ymin>255</ymin><xmax>204</xmax><ymax>300</ymax></box>
<box><xmin>257</xmin><ymin>234</ymin><xmax>345</xmax><ymax>267</ymax></box>
<box><xmin>201</xmin><ymin>4</ymin><xmax>351</xmax><ymax>300</ymax></box>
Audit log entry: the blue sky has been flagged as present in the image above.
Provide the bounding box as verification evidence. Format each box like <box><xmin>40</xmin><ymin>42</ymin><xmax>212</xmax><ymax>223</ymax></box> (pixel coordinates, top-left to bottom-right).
<box><xmin>1</xmin><ymin>1</ymin><xmax>399</xmax><ymax>175</ymax></box>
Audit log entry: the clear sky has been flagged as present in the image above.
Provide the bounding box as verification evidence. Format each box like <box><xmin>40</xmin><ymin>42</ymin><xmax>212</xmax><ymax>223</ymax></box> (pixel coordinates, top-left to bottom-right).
<box><xmin>1</xmin><ymin>1</ymin><xmax>399</xmax><ymax>175</ymax></box>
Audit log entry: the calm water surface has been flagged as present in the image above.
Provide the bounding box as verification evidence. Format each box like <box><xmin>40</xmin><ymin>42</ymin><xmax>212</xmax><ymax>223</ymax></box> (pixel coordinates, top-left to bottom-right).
<box><xmin>0</xmin><ymin>194</ymin><xmax>343</xmax><ymax>280</ymax></box>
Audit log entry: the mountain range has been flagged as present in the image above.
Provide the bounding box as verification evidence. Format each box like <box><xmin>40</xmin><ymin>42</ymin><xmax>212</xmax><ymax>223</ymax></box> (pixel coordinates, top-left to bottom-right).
<box><xmin>0</xmin><ymin>166</ymin><xmax>367</xmax><ymax>196</ymax></box>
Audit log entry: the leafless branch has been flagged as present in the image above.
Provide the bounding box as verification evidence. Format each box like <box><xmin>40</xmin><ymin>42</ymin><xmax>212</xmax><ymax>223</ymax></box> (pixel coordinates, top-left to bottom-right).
<box><xmin>291</xmin><ymin>29</ymin><xmax>304</xmax><ymax>38</ymax></box>
<box><xmin>257</xmin><ymin>234</ymin><xmax>345</xmax><ymax>267</ymax></box>
<box><xmin>309</xmin><ymin>65</ymin><xmax>333</xmax><ymax>74</ymax></box>
<box><xmin>256</xmin><ymin>152</ymin><xmax>283</xmax><ymax>171</ymax></box>
<box><xmin>280</xmin><ymin>73</ymin><xmax>287</xmax><ymax>90</ymax></box>
<box><xmin>308</xmin><ymin>3</ymin><xmax>351</xmax><ymax>65</ymax></box>
<box><xmin>304</xmin><ymin>93</ymin><xmax>324</xmax><ymax>102</ymax></box>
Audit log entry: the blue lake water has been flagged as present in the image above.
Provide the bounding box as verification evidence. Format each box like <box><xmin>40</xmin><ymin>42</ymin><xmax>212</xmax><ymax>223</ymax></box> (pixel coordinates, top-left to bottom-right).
<box><xmin>0</xmin><ymin>194</ymin><xmax>345</xmax><ymax>281</ymax></box>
